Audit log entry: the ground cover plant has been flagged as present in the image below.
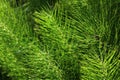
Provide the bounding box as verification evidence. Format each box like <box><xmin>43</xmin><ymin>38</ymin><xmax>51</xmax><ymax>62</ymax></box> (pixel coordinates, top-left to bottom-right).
<box><xmin>0</xmin><ymin>0</ymin><xmax>120</xmax><ymax>80</ymax></box>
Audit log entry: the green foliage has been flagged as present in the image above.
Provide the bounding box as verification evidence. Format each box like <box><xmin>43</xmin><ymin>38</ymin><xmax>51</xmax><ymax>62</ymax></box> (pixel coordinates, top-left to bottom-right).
<box><xmin>0</xmin><ymin>0</ymin><xmax>120</xmax><ymax>80</ymax></box>
<box><xmin>0</xmin><ymin>0</ymin><xmax>62</xmax><ymax>80</ymax></box>
<box><xmin>33</xmin><ymin>8</ymin><xmax>80</xmax><ymax>80</ymax></box>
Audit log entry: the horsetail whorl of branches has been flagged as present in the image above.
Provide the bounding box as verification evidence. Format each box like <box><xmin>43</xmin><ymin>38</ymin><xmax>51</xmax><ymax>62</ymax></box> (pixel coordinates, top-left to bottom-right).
<box><xmin>0</xmin><ymin>0</ymin><xmax>120</xmax><ymax>80</ymax></box>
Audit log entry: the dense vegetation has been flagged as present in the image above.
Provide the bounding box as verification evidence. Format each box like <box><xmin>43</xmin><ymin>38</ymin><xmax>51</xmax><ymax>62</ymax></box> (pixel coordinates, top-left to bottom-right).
<box><xmin>0</xmin><ymin>0</ymin><xmax>120</xmax><ymax>80</ymax></box>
